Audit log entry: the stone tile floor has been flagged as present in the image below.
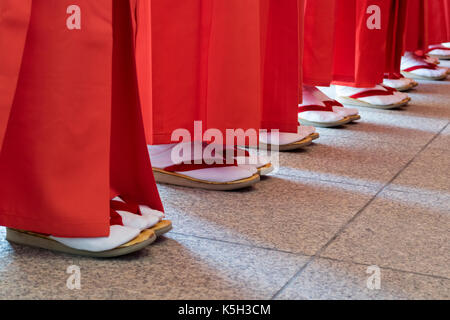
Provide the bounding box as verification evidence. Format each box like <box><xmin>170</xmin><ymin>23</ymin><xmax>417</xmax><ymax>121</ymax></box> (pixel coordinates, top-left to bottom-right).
<box><xmin>0</xmin><ymin>61</ymin><xmax>449</xmax><ymax>300</ymax></box>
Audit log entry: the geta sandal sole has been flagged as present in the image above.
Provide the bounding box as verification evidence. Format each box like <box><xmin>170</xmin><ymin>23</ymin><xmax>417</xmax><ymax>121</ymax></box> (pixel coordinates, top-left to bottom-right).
<box><xmin>401</xmin><ymin>71</ymin><xmax>447</xmax><ymax>81</ymax></box>
<box><xmin>152</xmin><ymin>168</ymin><xmax>260</xmax><ymax>190</ymax></box>
<box><xmin>336</xmin><ymin>96</ymin><xmax>411</xmax><ymax>109</ymax></box>
<box><xmin>298</xmin><ymin>116</ymin><xmax>352</xmax><ymax>128</ymax></box>
<box><xmin>6</xmin><ymin>228</ymin><xmax>156</xmax><ymax>258</ymax></box>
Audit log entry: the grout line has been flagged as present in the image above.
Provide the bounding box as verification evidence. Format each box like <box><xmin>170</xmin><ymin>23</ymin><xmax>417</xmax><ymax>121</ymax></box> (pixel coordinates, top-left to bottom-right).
<box><xmin>170</xmin><ymin>230</ymin><xmax>450</xmax><ymax>281</ymax></box>
<box><xmin>274</xmin><ymin>173</ymin><xmax>383</xmax><ymax>189</ymax></box>
<box><xmin>384</xmin><ymin>186</ymin><xmax>449</xmax><ymax>197</ymax></box>
<box><xmin>318</xmin><ymin>256</ymin><xmax>450</xmax><ymax>281</ymax></box>
<box><xmin>316</xmin><ymin>119</ymin><xmax>450</xmax><ymax>139</ymax></box>
<box><xmin>315</xmin><ymin>134</ymin><xmax>442</xmax><ymax>147</ymax></box>
<box><xmin>168</xmin><ymin>231</ymin><xmax>313</xmax><ymax>257</ymax></box>
<box><xmin>271</xmin><ymin>123</ymin><xmax>449</xmax><ymax>300</ymax></box>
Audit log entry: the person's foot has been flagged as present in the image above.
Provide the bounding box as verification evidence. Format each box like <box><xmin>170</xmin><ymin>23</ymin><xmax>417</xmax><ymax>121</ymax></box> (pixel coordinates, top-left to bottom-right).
<box><xmin>258</xmin><ymin>125</ymin><xmax>318</xmax><ymax>151</ymax></box>
<box><xmin>111</xmin><ymin>196</ymin><xmax>162</xmax><ymax>230</ymax></box>
<box><xmin>111</xmin><ymin>196</ymin><xmax>171</xmax><ymax>237</ymax></box>
<box><xmin>401</xmin><ymin>51</ymin><xmax>448</xmax><ymax>80</ymax></box>
<box><xmin>383</xmin><ymin>75</ymin><xmax>418</xmax><ymax>92</ymax></box>
<box><xmin>424</xmin><ymin>54</ymin><xmax>440</xmax><ymax>65</ymax></box>
<box><xmin>298</xmin><ymin>86</ymin><xmax>358</xmax><ymax>127</ymax></box>
<box><xmin>148</xmin><ymin>143</ymin><xmax>259</xmax><ymax>190</ymax></box>
<box><xmin>215</xmin><ymin>145</ymin><xmax>274</xmax><ymax>176</ymax></box>
<box><xmin>335</xmin><ymin>84</ymin><xmax>410</xmax><ymax>109</ymax></box>
<box><xmin>49</xmin><ymin>198</ymin><xmax>165</xmax><ymax>252</ymax></box>
<box><xmin>427</xmin><ymin>44</ymin><xmax>450</xmax><ymax>60</ymax></box>
<box><xmin>50</xmin><ymin>224</ymin><xmax>142</xmax><ymax>252</ymax></box>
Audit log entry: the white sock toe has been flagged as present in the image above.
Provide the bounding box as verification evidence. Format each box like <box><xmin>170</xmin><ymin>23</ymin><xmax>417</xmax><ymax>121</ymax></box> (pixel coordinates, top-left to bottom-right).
<box><xmin>299</xmin><ymin>111</ymin><xmax>344</xmax><ymax>123</ymax></box>
<box><xmin>116</xmin><ymin>210</ymin><xmax>159</xmax><ymax>230</ymax></box>
<box><xmin>332</xmin><ymin>106</ymin><xmax>359</xmax><ymax>117</ymax></box>
<box><xmin>383</xmin><ymin>78</ymin><xmax>414</xmax><ymax>89</ymax></box>
<box><xmin>298</xmin><ymin>125</ymin><xmax>316</xmax><ymax>138</ymax></box>
<box><xmin>393</xmin><ymin>90</ymin><xmax>409</xmax><ymax>100</ymax></box>
<box><xmin>237</xmin><ymin>164</ymin><xmax>259</xmax><ymax>173</ymax></box>
<box><xmin>358</xmin><ymin>94</ymin><xmax>404</xmax><ymax>105</ymax></box>
<box><xmin>140</xmin><ymin>205</ymin><xmax>165</xmax><ymax>222</ymax></box>
<box><xmin>181</xmin><ymin>165</ymin><xmax>256</xmax><ymax>183</ymax></box>
<box><xmin>260</xmin><ymin>126</ymin><xmax>314</xmax><ymax>146</ymax></box>
<box><xmin>299</xmin><ymin>85</ymin><xmax>348</xmax><ymax>123</ymax></box>
<box><xmin>411</xmin><ymin>66</ymin><xmax>447</xmax><ymax>77</ymax></box>
<box><xmin>336</xmin><ymin>85</ymin><xmax>405</xmax><ymax>106</ymax></box>
<box><xmin>50</xmin><ymin>225</ymin><xmax>140</xmax><ymax>252</ymax></box>
<box><xmin>255</xmin><ymin>155</ymin><xmax>272</xmax><ymax>168</ymax></box>
<box><xmin>236</xmin><ymin>154</ymin><xmax>271</xmax><ymax>169</ymax></box>
<box><xmin>113</xmin><ymin>196</ymin><xmax>164</xmax><ymax>225</ymax></box>
<box><xmin>425</xmin><ymin>55</ymin><xmax>440</xmax><ymax>64</ymax></box>
<box><xmin>141</xmin><ymin>214</ymin><xmax>160</xmax><ymax>228</ymax></box>
<box><xmin>401</xmin><ymin>51</ymin><xmax>448</xmax><ymax>78</ymax></box>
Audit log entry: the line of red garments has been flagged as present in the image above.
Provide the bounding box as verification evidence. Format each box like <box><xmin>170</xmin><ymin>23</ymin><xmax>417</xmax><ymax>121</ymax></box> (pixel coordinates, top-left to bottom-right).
<box><xmin>143</xmin><ymin>0</ymin><xmax>450</xmax><ymax>146</ymax></box>
<box><xmin>139</xmin><ymin>0</ymin><xmax>304</xmax><ymax>144</ymax></box>
<box><xmin>1</xmin><ymin>0</ymin><xmax>449</xmax><ymax>237</ymax></box>
<box><xmin>405</xmin><ymin>0</ymin><xmax>450</xmax><ymax>52</ymax></box>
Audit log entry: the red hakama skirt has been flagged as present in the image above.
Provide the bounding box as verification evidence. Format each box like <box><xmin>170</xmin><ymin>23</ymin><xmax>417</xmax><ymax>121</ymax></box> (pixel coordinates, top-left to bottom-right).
<box><xmin>332</xmin><ymin>0</ymin><xmax>392</xmax><ymax>87</ymax></box>
<box><xmin>0</xmin><ymin>0</ymin><xmax>163</xmax><ymax>237</ymax></box>
<box><xmin>139</xmin><ymin>0</ymin><xmax>304</xmax><ymax>144</ymax></box>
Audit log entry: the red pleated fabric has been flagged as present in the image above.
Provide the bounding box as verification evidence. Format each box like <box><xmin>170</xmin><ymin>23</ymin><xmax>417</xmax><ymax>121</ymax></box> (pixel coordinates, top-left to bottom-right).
<box><xmin>403</xmin><ymin>0</ymin><xmax>450</xmax><ymax>51</ymax></box>
<box><xmin>332</xmin><ymin>0</ymin><xmax>391</xmax><ymax>87</ymax></box>
<box><xmin>384</xmin><ymin>0</ymin><xmax>408</xmax><ymax>77</ymax></box>
<box><xmin>302</xmin><ymin>0</ymin><xmax>337</xmax><ymax>87</ymax></box>
<box><xmin>0</xmin><ymin>0</ymin><xmax>163</xmax><ymax>237</ymax></box>
<box><xmin>259</xmin><ymin>0</ymin><xmax>303</xmax><ymax>131</ymax></box>
<box><xmin>141</xmin><ymin>0</ymin><xmax>302</xmax><ymax>145</ymax></box>
<box><xmin>143</xmin><ymin>0</ymin><xmax>261</xmax><ymax>145</ymax></box>
<box><xmin>0</xmin><ymin>0</ymin><xmax>32</xmax><ymax>153</ymax></box>
<box><xmin>445</xmin><ymin>0</ymin><xmax>450</xmax><ymax>40</ymax></box>
<box><xmin>427</xmin><ymin>0</ymin><xmax>450</xmax><ymax>44</ymax></box>
<box><xmin>111</xmin><ymin>0</ymin><xmax>163</xmax><ymax>215</ymax></box>
<box><xmin>404</xmin><ymin>0</ymin><xmax>429</xmax><ymax>51</ymax></box>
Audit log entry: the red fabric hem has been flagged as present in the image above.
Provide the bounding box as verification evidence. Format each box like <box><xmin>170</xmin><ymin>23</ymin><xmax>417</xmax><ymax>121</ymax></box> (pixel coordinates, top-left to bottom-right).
<box><xmin>302</xmin><ymin>79</ymin><xmax>333</xmax><ymax>87</ymax></box>
<box><xmin>0</xmin><ymin>211</ymin><xmax>110</xmax><ymax>238</ymax></box>
<box><xmin>260</xmin><ymin>121</ymin><xmax>298</xmax><ymax>134</ymax></box>
<box><xmin>331</xmin><ymin>80</ymin><xmax>381</xmax><ymax>88</ymax></box>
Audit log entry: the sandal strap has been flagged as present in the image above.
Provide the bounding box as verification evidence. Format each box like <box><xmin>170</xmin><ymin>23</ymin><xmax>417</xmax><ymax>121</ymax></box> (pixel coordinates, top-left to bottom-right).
<box><xmin>349</xmin><ymin>85</ymin><xmax>396</xmax><ymax>99</ymax></box>
<box><xmin>162</xmin><ymin>142</ymin><xmax>242</xmax><ymax>172</ymax></box>
<box><xmin>110</xmin><ymin>209</ymin><xmax>124</xmax><ymax>226</ymax></box>
<box><xmin>298</xmin><ymin>100</ymin><xmax>342</xmax><ymax>113</ymax></box>
<box><xmin>215</xmin><ymin>143</ymin><xmax>250</xmax><ymax>158</ymax></box>
<box><xmin>403</xmin><ymin>63</ymin><xmax>438</xmax><ymax>73</ymax></box>
<box><xmin>384</xmin><ymin>72</ymin><xmax>404</xmax><ymax>80</ymax></box>
<box><xmin>164</xmin><ymin>160</ymin><xmax>238</xmax><ymax>173</ymax></box>
<box><xmin>110</xmin><ymin>199</ymin><xmax>142</xmax><ymax>216</ymax></box>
